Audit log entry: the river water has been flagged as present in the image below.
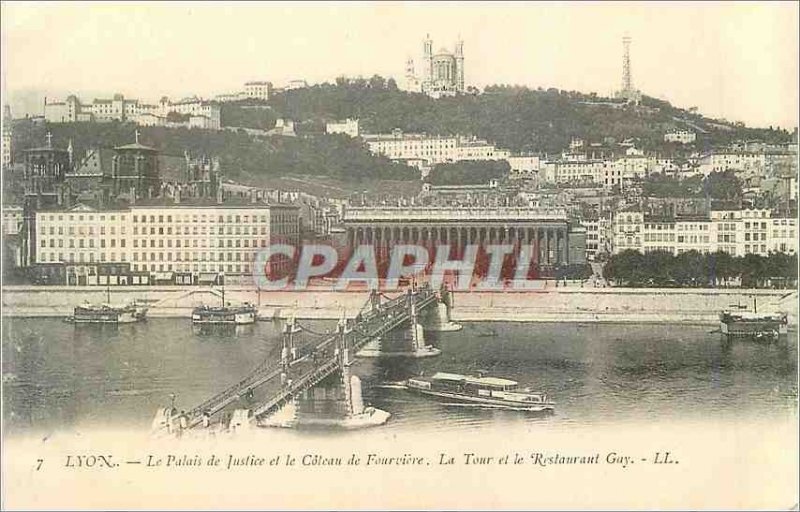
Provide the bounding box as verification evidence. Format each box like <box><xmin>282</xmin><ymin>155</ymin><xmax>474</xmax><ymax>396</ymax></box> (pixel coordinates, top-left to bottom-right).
<box><xmin>2</xmin><ymin>318</ymin><xmax>797</xmax><ymax>435</ymax></box>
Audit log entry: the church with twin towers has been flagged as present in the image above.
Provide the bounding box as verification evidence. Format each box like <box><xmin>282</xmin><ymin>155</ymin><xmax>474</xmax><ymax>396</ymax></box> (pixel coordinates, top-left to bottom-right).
<box><xmin>405</xmin><ymin>35</ymin><xmax>465</xmax><ymax>98</ymax></box>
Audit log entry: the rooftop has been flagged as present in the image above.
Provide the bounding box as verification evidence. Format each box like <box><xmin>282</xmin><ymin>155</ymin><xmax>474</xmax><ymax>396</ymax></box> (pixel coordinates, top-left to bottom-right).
<box><xmin>36</xmin><ymin>198</ymin><xmax>300</xmax><ymax>212</ymax></box>
<box><xmin>114</xmin><ymin>142</ymin><xmax>158</xmax><ymax>152</ymax></box>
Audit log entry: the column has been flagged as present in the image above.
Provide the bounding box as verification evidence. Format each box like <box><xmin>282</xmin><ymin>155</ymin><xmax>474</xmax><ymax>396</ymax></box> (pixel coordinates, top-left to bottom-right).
<box><xmin>544</xmin><ymin>229</ymin><xmax>550</xmax><ymax>265</ymax></box>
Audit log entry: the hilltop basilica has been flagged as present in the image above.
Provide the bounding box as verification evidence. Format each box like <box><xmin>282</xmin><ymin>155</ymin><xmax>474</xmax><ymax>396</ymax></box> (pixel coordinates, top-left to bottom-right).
<box><xmin>405</xmin><ymin>35</ymin><xmax>465</xmax><ymax>98</ymax></box>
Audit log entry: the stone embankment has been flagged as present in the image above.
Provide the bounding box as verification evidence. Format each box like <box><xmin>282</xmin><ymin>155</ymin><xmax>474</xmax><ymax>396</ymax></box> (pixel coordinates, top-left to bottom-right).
<box><xmin>2</xmin><ymin>285</ymin><xmax>796</xmax><ymax>325</ymax></box>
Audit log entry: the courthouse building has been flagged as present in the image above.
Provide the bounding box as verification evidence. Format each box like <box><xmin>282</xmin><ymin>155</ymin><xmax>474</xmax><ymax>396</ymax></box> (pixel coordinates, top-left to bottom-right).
<box><xmin>342</xmin><ymin>205</ymin><xmax>585</xmax><ymax>269</ymax></box>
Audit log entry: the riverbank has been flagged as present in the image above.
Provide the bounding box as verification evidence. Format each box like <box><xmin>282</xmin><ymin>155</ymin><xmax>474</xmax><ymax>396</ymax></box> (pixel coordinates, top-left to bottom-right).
<box><xmin>2</xmin><ymin>285</ymin><xmax>796</xmax><ymax>325</ymax></box>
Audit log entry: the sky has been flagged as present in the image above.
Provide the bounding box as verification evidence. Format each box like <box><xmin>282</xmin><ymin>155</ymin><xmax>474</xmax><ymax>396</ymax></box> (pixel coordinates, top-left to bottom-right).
<box><xmin>1</xmin><ymin>1</ymin><xmax>798</xmax><ymax>129</ymax></box>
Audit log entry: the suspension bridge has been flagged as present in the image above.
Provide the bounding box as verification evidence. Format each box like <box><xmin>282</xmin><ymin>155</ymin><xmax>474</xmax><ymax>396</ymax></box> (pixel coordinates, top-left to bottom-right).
<box><xmin>151</xmin><ymin>284</ymin><xmax>456</xmax><ymax>434</ymax></box>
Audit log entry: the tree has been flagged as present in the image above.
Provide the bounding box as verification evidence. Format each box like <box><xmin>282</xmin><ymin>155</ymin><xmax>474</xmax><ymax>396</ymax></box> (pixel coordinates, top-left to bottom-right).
<box><xmin>368</xmin><ymin>75</ymin><xmax>386</xmax><ymax>90</ymax></box>
<box><xmin>428</xmin><ymin>160</ymin><xmax>510</xmax><ymax>186</ymax></box>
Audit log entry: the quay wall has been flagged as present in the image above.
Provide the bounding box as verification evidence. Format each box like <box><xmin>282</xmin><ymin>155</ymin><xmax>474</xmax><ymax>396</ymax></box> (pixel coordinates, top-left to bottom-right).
<box><xmin>2</xmin><ymin>285</ymin><xmax>796</xmax><ymax>325</ymax></box>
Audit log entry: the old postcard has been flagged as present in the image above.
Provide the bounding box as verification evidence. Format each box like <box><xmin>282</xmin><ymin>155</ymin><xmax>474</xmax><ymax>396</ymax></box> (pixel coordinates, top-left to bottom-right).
<box><xmin>1</xmin><ymin>1</ymin><xmax>798</xmax><ymax>510</ymax></box>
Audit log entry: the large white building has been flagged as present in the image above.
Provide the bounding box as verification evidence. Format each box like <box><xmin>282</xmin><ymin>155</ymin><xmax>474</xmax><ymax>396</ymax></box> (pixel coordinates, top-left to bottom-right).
<box><xmin>363</xmin><ymin>130</ymin><xmax>510</xmax><ymax>170</ymax></box>
<box><xmin>698</xmin><ymin>152</ymin><xmax>766</xmax><ymax>175</ymax></box>
<box><xmin>664</xmin><ymin>130</ymin><xmax>697</xmax><ymax>144</ymax></box>
<box><xmin>507</xmin><ymin>154</ymin><xmax>542</xmax><ymax>180</ymax></box>
<box><xmin>612</xmin><ymin>208</ymin><xmax>797</xmax><ymax>257</ymax></box>
<box><xmin>33</xmin><ymin>201</ymin><xmax>299</xmax><ymax>283</ymax></box>
<box><xmin>243</xmin><ymin>81</ymin><xmax>273</xmax><ymax>101</ymax></box>
<box><xmin>44</xmin><ymin>94</ymin><xmax>221</xmax><ymax>130</ymax></box>
<box><xmin>544</xmin><ymin>160</ymin><xmax>607</xmax><ymax>185</ymax></box>
<box><xmin>325</xmin><ymin>118</ymin><xmax>360</xmax><ymax>138</ymax></box>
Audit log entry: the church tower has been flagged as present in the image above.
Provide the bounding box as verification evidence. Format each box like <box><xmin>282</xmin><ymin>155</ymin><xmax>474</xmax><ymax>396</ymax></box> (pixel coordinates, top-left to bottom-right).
<box><xmin>405</xmin><ymin>57</ymin><xmax>421</xmax><ymax>93</ymax></box>
<box><xmin>111</xmin><ymin>130</ymin><xmax>160</xmax><ymax>200</ymax></box>
<box><xmin>423</xmin><ymin>34</ymin><xmax>433</xmax><ymax>85</ymax></box>
<box><xmin>455</xmin><ymin>38</ymin><xmax>464</xmax><ymax>92</ymax></box>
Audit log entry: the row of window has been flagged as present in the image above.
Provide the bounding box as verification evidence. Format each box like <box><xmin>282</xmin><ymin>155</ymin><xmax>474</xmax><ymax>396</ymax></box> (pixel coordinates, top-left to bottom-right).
<box><xmin>39</xmin><ymin>250</ymin><xmax>262</xmax><ymax>264</ymax></box>
<box><xmin>744</xmin><ymin>245</ymin><xmax>768</xmax><ymax>254</ymax></box>
<box><xmin>132</xmin><ymin>238</ymin><xmax>266</xmax><ymax>248</ymax></box>
<box><xmin>644</xmin><ymin>233</ymin><xmax>676</xmax><ymax>242</ymax></box>
<box><xmin>132</xmin><ymin>263</ymin><xmax>250</xmax><ymax>273</ymax></box>
<box><xmin>132</xmin><ymin>225</ymin><xmax>271</xmax><ymax>236</ymax></box>
<box><xmin>676</xmin><ymin>235</ymin><xmax>710</xmax><ymax>244</ymax></box>
<box><xmin>41</xmin><ymin>238</ymin><xmax>126</xmax><ymax>249</ymax></box>
<box><xmin>132</xmin><ymin>252</ymin><xmax>257</xmax><ymax>262</ymax></box>
<box><xmin>132</xmin><ymin>213</ymin><xmax>271</xmax><ymax>223</ymax></box>
<box><xmin>39</xmin><ymin>212</ymin><xmax>297</xmax><ymax>224</ymax></box>
<box><xmin>41</xmin><ymin>214</ymin><xmax>126</xmax><ymax>222</ymax></box>
<box><xmin>42</xmin><ymin>226</ymin><xmax>127</xmax><ymax>235</ymax></box>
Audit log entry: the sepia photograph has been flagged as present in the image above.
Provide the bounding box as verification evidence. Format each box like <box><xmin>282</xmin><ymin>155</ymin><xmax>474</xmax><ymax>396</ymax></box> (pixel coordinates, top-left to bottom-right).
<box><xmin>1</xmin><ymin>1</ymin><xmax>798</xmax><ymax>509</ymax></box>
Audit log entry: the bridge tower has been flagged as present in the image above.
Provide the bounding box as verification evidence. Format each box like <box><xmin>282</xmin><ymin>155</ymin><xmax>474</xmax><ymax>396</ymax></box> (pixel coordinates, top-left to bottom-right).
<box><xmin>357</xmin><ymin>287</ymin><xmax>444</xmax><ymax>358</ymax></box>
<box><xmin>421</xmin><ymin>284</ymin><xmax>462</xmax><ymax>332</ymax></box>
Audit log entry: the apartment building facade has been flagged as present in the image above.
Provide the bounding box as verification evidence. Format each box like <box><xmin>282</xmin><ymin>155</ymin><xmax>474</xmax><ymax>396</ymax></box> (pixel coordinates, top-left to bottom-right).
<box><xmin>33</xmin><ymin>201</ymin><xmax>300</xmax><ymax>284</ymax></box>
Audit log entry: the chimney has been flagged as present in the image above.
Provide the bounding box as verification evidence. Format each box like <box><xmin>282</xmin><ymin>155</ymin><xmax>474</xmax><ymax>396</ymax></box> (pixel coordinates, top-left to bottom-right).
<box><xmin>129</xmin><ymin>186</ymin><xmax>136</xmax><ymax>205</ymax></box>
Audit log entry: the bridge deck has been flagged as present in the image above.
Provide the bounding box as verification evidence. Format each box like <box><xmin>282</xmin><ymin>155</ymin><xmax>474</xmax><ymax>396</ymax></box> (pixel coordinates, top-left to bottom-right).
<box><xmin>184</xmin><ymin>288</ymin><xmax>438</xmax><ymax>429</ymax></box>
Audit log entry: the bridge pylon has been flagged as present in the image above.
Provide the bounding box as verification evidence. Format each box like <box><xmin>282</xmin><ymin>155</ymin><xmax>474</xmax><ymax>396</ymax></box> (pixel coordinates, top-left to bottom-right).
<box><xmin>421</xmin><ymin>284</ymin><xmax>462</xmax><ymax>332</ymax></box>
<box><xmin>356</xmin><ymin>288</ymin><xmax>442</xmax><ymax>358</ymax></box>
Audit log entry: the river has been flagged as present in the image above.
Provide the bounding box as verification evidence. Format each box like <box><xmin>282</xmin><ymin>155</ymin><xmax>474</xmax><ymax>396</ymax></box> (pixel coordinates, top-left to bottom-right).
<box><xmin>2</xmin><ymin>318</ymin><xmax>796</xmax><ymax>436</ymax></box>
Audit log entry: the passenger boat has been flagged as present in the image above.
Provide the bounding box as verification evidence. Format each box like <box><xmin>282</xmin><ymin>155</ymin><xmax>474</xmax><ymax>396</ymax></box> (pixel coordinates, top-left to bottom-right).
<box><xmin>70</xmin><ymin>301</ymin><xmax>148</xmax><ymax>324</ymax></box>
<box><xmin>719</xmin><ymin>311</ymin><xmax>788</xmax><ymax>339</ymax></box>
<box><xmin>192</xmin><ymin>279</ymin><xmax>257</xmax><ymax>325</ymax></box>
<box><xmin>404</xmin><ymin>372</ymin><xmax>554</xmax><ymax>412</ymax></box>
<box><xmin>192</xmin><ymin>303</ymin><xmax>257</xmax><ymax>325</ymax></box>
<box><xmin>719</xmin><ymin>297</ymin><xmax>788</xmax><ymax>339</ymax></box>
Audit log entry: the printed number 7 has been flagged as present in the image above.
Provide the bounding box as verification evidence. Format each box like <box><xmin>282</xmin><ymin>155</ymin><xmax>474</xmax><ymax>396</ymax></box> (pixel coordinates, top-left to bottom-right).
<box><xmin>35</xmin><ymin>459</ymin><xmax>43</xmax><ymax>471</ymax></box>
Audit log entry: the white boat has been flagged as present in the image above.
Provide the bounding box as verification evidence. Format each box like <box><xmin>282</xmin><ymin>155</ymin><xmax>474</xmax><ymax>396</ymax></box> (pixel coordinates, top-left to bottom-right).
<box><xmin>192</xmin><ymin>278</ymin><xmax>257</xmax><ymax>325</ymax></box>
<box><xmin>405</xmin><ymin>372</ymin><xmax>554</xmax><ymax>412</ymax></box>
<box><xmin>192</xmin><ymin>303</ymin><xmax>257</xmax><ymax>325</ymax></box>
<box><xmin>70</xmin><ymin>301</ymin><xmax>148</xmax><ymax>324</ymax></box>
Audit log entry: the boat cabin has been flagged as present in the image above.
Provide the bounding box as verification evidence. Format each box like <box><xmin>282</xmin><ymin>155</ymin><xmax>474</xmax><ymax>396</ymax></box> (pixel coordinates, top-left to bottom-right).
<box><xmin>429</xmin><ymin>372</ymin><xmax>519</xmax><ymax>392</ymax></box>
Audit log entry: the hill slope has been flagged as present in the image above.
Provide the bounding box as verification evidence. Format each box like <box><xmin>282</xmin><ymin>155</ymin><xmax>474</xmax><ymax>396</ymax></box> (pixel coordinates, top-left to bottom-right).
<box><xmin>10</xmin><ymin>120</ymin><xmax>420</xmax><ymax>190</ymax></box>
<box><xmin>267</xmin><ymin>80</ymin><xmax>794</xmax><ymax>153</ymax></box>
